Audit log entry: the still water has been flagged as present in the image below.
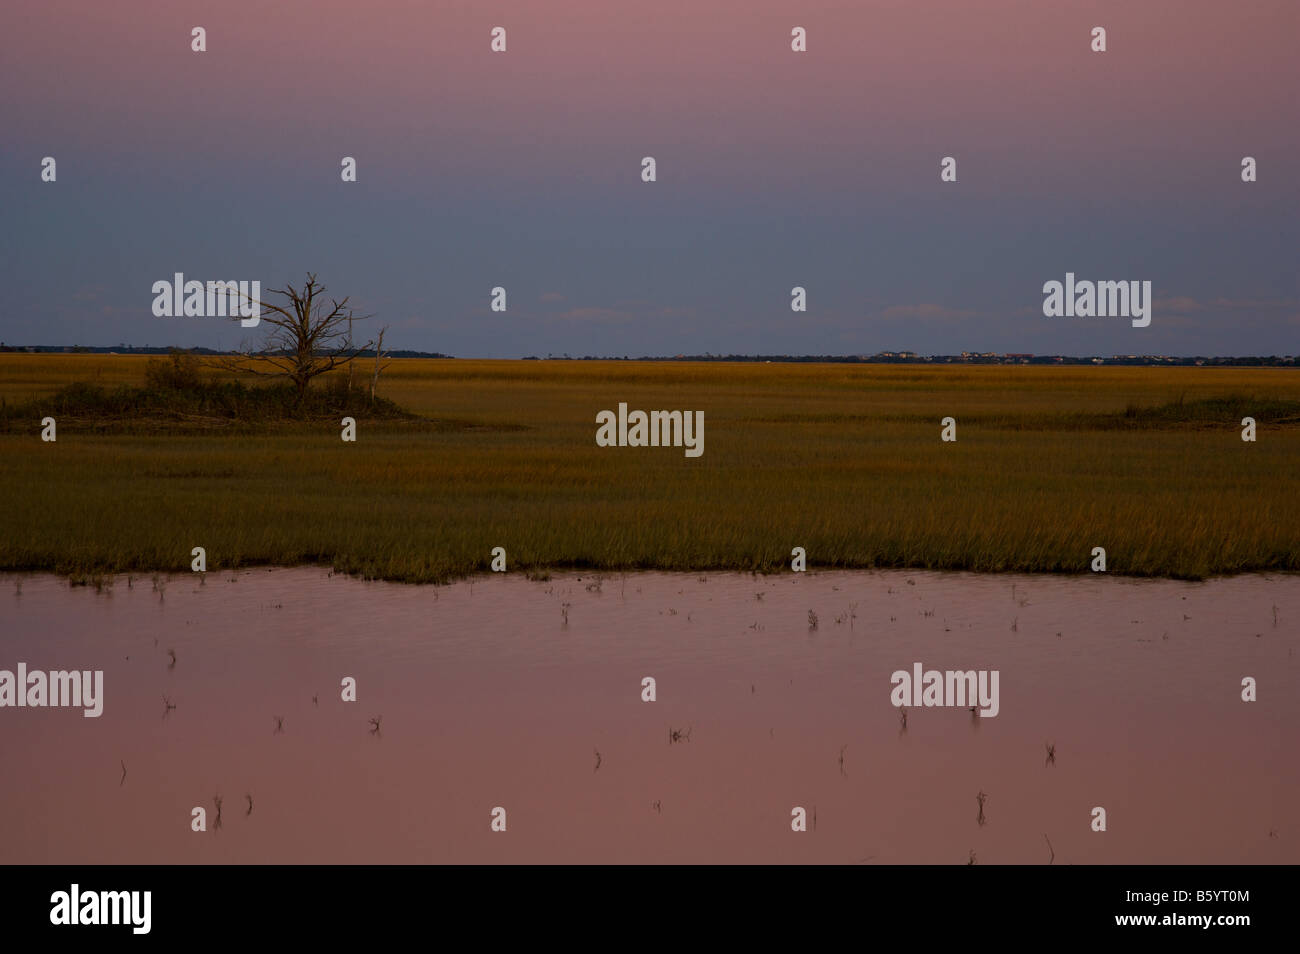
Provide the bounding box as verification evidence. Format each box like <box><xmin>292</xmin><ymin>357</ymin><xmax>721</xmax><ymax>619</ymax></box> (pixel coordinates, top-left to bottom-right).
<box><xmin>1</xmin><ymin>568</ymin><xmax>1296</xmax><ymax>863</ymax></box>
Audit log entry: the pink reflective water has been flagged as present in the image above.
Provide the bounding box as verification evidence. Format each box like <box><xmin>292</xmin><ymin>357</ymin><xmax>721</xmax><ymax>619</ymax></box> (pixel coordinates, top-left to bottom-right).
<box><xmin>1</xmin><ymin>568</ymin><xmax>1296</xmax><ymax>863</ymax></box>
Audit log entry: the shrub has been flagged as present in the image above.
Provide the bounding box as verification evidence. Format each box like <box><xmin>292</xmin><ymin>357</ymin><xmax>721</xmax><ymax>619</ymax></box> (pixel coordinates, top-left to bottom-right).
<box><xmin>145</xmin><ymin>350</ymin><xmax>205</xmax><ymax>391</ymax></box>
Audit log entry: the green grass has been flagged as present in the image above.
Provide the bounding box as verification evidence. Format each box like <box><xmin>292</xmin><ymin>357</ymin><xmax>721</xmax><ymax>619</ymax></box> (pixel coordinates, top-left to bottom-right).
<box><xmin>1</xmin><ymin>355</ymin><xmax>1297</xmax><ymax>581</ymax></box>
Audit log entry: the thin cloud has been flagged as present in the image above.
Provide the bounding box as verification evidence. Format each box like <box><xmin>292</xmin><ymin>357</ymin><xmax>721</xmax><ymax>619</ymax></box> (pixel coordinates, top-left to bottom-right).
<box><xmin>554</xmin><ymin>307</ymin><xmax>635</xmax><ymax>323</ymax></box>
<box><xmin>1154</xmin><ymin>296</ymin><xmax>1297</xmax><ymax>311</ymax></box>
<box><xmin>1153</xmin><ymin>296</ymin><xmax>1204</xmax><ymax>312</ymax></box>
<box><xmin>878</xmin><ymin>304</ymin><xmax>978</xmax><ymax>321</ymax></box>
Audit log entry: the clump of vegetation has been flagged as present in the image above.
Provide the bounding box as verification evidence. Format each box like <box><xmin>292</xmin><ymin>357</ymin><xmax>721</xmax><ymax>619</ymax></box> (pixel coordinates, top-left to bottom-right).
<box><xmin>933</xmin><ymin>393</ymin><xmax>1300</xmax><ymax>432</ymax></box>
<box><xmin>145</xmin><ymin>350</ymin><xmax>206</xmax><ymax>391</ymax></box>
<box><xmin>1108</xmin><ymin>394</ymin><xmax>1300</xmax><ymax>428</ymax></box>
<box><xmin>0</xmin><ymin>350</ymin><xmax>420</xmax><ymax>433</ymax></box>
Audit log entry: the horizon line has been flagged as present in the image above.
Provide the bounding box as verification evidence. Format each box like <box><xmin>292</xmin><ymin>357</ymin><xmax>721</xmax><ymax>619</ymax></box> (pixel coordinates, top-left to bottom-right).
<box><xmin>3</xmin><ymin>345</ymin><xmax>1298</xmax><ymax>366</ymax></box>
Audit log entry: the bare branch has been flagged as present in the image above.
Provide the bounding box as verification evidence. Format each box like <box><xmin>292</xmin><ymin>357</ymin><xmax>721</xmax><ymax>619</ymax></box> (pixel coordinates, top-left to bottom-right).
<box><xmin>219</xmin><ymin>273</ymin><xmax>375</xmax><ymax>406</ymax></box>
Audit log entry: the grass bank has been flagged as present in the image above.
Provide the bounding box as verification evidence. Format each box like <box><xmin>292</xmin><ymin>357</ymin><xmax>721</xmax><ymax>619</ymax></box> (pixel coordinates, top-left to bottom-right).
<box><xmin>1</xmin><ymin>355</ymin><xmax>1297</xmax><ymax>581</ymax></box>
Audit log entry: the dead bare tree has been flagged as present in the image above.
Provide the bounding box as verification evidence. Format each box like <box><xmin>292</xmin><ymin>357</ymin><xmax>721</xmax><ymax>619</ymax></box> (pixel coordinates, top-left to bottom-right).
<box><xmin>222</xmin><ymin>273</ymin><xmax>372</xmax><ymax>407</ymax></box>
<box><xmin>370</xmin><ymin>325</ymin><xmax>393</xmax><ymax>401</ymax></box>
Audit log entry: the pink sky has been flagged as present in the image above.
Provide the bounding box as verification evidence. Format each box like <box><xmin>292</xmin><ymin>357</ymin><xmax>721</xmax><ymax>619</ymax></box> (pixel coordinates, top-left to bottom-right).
<box><xmin>6</xmin><ymin>0</ymin><xmax>1295</xmax><ymax>194</ymax></box>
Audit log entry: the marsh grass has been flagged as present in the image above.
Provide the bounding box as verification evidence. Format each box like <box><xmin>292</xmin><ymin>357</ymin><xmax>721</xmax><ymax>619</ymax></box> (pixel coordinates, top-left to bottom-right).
<box><xmin>1</xmin><ymin>357</ymin><xmax>1298</xmax><ymax>581</ymax></box>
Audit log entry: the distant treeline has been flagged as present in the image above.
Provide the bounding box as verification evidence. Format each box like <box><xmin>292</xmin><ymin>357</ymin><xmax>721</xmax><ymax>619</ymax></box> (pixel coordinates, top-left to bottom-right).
<box><xmin>0</xmin><ymin>345</ymin><xmax>453</xmax><ymax>358</ymax></box>
<box><xmin>2</xmin><ymin>345</ymin><xmax>1297</xmax><ymax>366</ymax></box>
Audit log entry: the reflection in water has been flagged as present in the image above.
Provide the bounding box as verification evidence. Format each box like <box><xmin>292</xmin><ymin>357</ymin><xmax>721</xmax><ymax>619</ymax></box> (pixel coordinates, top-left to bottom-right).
<box><xmin>0</xmin><ymin>567</ymin><xmax>1296</xmax><ymax>863</ymax></box>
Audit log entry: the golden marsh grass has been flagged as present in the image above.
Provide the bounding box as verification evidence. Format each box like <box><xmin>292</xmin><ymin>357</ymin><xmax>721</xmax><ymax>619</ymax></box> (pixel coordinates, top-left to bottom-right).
<box><xmin>1</xmin><ymin>355</ymin><xmax>1297</xmax><ymax>581</ymax></box>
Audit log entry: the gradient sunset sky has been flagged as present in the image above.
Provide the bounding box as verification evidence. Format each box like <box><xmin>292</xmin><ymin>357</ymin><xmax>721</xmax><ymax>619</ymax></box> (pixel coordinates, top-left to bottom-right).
<box><xmin>2</xmin><ymin>0</ymin><xmax>1296</xmax><ymax>357</ymax></box>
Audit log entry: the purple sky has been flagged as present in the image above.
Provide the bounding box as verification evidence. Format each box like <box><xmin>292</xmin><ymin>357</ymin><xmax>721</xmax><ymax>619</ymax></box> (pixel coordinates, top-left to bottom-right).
<box><xmin>2</xmin><ymin>0</ymin><xmax>1296</xmax><ymax>356</ymax></box>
